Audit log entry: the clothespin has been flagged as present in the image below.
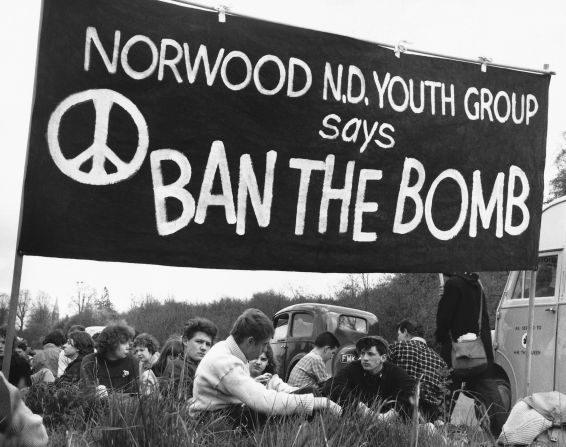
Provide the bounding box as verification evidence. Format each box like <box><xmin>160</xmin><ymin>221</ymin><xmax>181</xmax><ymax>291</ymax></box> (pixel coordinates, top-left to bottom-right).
<box><xmin>543</xmin><ymin>63</ymin><xmax>550</xmax><ymax>72</ymax></box>
<box><xmin>394</xmin><ymin>40</ymin><xmax>410</xmax><ymax>58</ymax></box>
<box><xmin>478</xmin><ymin>56</ymin><xmax>492</xmax><ymax>73</ymax></box>
<box><xmin>216</xmin><ymin>5</ymin><xmax>228</xmax><ymax>23</ymax></box>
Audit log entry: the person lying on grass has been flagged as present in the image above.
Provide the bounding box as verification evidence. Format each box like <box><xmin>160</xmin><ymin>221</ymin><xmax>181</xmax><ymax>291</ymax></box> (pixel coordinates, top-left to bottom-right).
<box><xmin>80</xmin><ymin>321</ymin><xmax>139</xmax><ymax>396</ymax></box>
<box><xmin>189</xmin><ymin>308</ymin><xmax>342</xmax><ymax>429</ymax></box>
<box><xmin>322</xmin><ymin>336</ymin><xmax>415</xmax><ymax>420</ymax></box>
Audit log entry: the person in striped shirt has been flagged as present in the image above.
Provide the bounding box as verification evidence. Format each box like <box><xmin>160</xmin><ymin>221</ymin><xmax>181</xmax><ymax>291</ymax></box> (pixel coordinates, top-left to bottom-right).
<box><xmin>388</xmin><ymin>319</ymin><xmax>448</xmax><ymax>421</ymax></box>
<box><xmin>288</xmin><ymin>332</ymin><xmax>339</xmax><ymax>390</ymax></box>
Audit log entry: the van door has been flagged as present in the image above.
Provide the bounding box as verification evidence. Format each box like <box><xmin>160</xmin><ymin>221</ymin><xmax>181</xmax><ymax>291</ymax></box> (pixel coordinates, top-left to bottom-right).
<box><xmin>554</xmin><ymin>254</ymin><xmax>566</xmax><ymax>394</ymax></box>
<box><xmin>496</xmin><ymin>253</ymin><xmax>561</xmax><ymax>397</ymax></box>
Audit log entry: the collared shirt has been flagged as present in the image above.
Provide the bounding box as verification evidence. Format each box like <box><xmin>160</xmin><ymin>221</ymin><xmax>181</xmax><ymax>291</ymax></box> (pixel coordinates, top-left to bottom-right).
<box><xmin>288</xmin><ymin>351</ymin><xmax>329</xmax><ymax>388</ymax></box>
<box><xmin>388</xmin><ymin>339</ymin><xmax>447</xmax><ymax>406</ymax></box>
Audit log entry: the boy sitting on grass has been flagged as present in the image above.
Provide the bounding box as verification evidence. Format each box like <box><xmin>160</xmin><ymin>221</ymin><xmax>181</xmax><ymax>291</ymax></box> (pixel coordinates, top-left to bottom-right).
<box><xmin>190</xmin><ymin>308</ymin><xmax>342</xmax><ymax>430</ymax></box>
<box><xmin>322</xmin><ymin>336</ymin><xmax>414</xmax><ymax>420</ymax></box>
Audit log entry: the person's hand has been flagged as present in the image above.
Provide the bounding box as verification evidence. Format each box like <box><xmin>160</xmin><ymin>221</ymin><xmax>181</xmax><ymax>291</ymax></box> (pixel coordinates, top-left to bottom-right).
<box><xmin>325</xmin><ymin>400</ymin><xmax>343</xmax><ymax>417</ymax></box>
<box><xmin>254</xmin><ymin>373</ymin><xmax>272</xmax><ymax>385</ymax></box>
<box><xmin>377</xmin><ymin>408</ymin><xmax>397</xmax><ymax>422</ymax></box>
<box><xmin>313</xmin><ymin>397</ymin><xmax>342</xmax><ymax>417</ymax></box>
<box><xmin>96</xmin><ymin>385</ymin><xmax>108</xmax><ymax>398</ymax></box>
<box><xmin>357</xmin><ymin>402</ymin><xmax>374</xmax><ymax>417</ymax></box>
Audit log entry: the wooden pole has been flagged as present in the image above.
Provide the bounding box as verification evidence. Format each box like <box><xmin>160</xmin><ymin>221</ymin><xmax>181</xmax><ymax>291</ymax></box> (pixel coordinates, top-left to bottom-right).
<box><xmin>2</xmin><ymin>253</ymin><xmax>23</xmax><ymax>378</ymax></box>
<box><xmin>524</xmin><ymin>270</ymin><xmax>537</xmax><ymax>397</ymax></box>
<box><xmin>1</xmin><ymin>0</ymin><xmax>44</xmax><ymax>380</ymax></box>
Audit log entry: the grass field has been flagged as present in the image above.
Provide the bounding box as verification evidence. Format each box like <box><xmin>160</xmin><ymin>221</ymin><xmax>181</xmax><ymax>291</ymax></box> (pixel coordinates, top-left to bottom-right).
<box><xmin>24</xmin><ymin>384</ymin><xmax>493</xmax><ymax>447</ymax></box>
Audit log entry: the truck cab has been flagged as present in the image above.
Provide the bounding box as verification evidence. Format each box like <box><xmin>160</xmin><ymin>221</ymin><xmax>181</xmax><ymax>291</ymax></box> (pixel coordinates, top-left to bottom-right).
<box><xmin>493</xmin><ymin>196</ymin><xmax>566</xmax><ymax>407</ymax></box>
<box><xmin>271</xmin><ymin>303</ymin><xmax>378</xmax><ymax>380</ymax></box>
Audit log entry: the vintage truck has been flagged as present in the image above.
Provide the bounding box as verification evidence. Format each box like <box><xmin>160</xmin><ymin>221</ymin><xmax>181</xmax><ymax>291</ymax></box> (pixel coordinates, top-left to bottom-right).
<box><xmin>270</xmin><ymin>302</ymin><xmax>378</xmax><ymax>380</ymax></box>
<box><xmin>492</xmin><ymin>195</ymin><xmax>566</xmax><ymax>409</ymax></box>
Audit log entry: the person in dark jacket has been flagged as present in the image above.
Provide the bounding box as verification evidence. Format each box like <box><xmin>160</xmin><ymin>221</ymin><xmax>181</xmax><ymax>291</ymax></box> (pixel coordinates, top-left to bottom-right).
<box><xmin>0</xmin><ymin>326</ymin><xmax>31</xmax><ymax>389</ymax></box>
<box><xmin>56</xmin><ymin>331</ymin><xmax>94</xmax><ymax>386</ymax></box>
<box><xmin>322</xmin><ymin>336</ymin><xmax>415</xmax><ymax>419</ymax></box>
<box><xmin>80</xmin><ymin>322</ymin><xmax>139</xmax><ymax>395</ymax></box>
<box><xmin>435</xmin><ymin>272</ymin><xmax>507</xmax><ymax>437</ymax></box>
<box><xmin>162</xmin><ymin>317</ymin><xmax>218</xmax><ymax>398</ymax></box>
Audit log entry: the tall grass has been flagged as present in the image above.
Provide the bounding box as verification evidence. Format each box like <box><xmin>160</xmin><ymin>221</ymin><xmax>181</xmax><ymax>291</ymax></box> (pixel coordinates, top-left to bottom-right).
<box><xmin>25</xmin><ymin>386</ymin><xmax>492</xmax><ymax>447</ymax></box>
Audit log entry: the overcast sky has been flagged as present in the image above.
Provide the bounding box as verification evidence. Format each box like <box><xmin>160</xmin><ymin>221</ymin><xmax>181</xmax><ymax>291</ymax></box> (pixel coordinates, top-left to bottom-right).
<box><xmin>1</xmin><ymin>0</ymin><xmax>564</xmax><ymax>314</ymax></box>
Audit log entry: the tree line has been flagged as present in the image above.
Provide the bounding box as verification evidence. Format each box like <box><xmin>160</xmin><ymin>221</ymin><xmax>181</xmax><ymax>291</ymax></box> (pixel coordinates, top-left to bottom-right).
<box><xmin>0</xmin><ymin>272</ymin><xmax>508</xmax><ymax>349</ymax></box>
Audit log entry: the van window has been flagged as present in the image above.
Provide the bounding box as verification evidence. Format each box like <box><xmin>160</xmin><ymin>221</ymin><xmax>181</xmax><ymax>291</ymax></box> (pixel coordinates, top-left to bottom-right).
<box><xmin>290</xmin><ymin>313</ymin><xmax>314</xmax><ymax>338</ymax></box>
<box><xmin>273</xmin><ymin>314</ymin><xmax>289</xmax><ymax>340</ymax></box>
<box><xmin>338</xmin><ymin>315</ymin><xmax>368</xmax><ymax>333</ymax></box>
<box><xmin>511</xmin><ymin>255</ymin><xmax>558</xmax><ymax>299</ymax></box>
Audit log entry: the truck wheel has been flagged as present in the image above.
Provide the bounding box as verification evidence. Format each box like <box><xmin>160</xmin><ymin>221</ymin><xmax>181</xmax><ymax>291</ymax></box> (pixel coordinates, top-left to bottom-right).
<box><xmin>285</xmin><ymin>363</ymin><xmax>297</xmax><ymax>382</ymax></box>
<box><xmin>495</xmin><ymin>377</ymin><xmax>512</xmax><ymax>412</ymax></box>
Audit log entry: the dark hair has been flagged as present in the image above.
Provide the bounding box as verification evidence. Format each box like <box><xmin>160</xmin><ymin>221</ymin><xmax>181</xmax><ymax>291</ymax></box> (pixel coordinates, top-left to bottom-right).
<box><xmin>0</xmin><ymin>325</ymin><xmax>6</xmax><ymax>339</ymax></box>
<box><xmin>95</xmin><ymin>321</ymin><xmax>134</xmax><ymax>358</ymax></box>
<box><xmin>183</xmin><ymin>318</ymin><xmax>218</xmax><ymax>342</ymax></box>
<box><xmin>262</xmin><ymin>344</ymin><xmax>277</xmax><ymax>375</ymax></box>
<box><xmin>69</xmin><ymin>331</ymin><xmax>94</xmax><ymax>357</ymax></box>
<box><xmin>314</xmin><ymin>331</ymin><xmax>340</xmax><ymax>349</ymax></box>
<box><xmin>396</xmin><ymin>319</ymin><xmax>424</xmax><ymax>338</ymax></box>
<box><xmin>231</xmin><ymin>308</ymin><xmax>274</xmax><ymax>344</ymax></box>
<box><xmin>356</xmin><ymin>336</ymin><xmax>389</xmax><ymax>356</ymax></box>
<box><xmin>153</xmin><ymin>335</ymin><xmax>184</xmax><ymax>376</ymax></box>
<box><xmin>67</xmin><ymin>325</ymin><xmax>85</xmax><ymax>336</ymax></box>
<box><xmin>133</xmin><ymin>333</ymin><xmax>160</xmax><ymax>354</ymax></box>
<box><xmin>44</xmin><ymin>329</ymin><xmax>66</xmax><ymax>347</ymax></box>
<box><xmin>249</xmin><ymin>343</ymin><xmax>277</xmax><ymax>377</ymax></box>
<box><xmin>16</xmin><ymin>339</ymin><xmax>28</xmax><ymax>351</ymax></box>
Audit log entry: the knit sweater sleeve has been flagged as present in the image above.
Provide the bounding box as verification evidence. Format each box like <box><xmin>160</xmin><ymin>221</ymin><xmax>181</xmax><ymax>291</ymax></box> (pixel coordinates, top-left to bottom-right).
<box><xmin>218</xmin><ymin>363</ymin><xmax>315</xmax><ymax>416</ymax></box>
<box><xmin>266</xmin><ymin>374</ymin><xmax>299</xmax><ymax>393</ymax></box>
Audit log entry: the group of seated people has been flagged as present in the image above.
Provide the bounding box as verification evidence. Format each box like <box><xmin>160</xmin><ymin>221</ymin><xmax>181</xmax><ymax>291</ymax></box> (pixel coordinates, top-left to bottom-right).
<box><xmin>0</xmin><ymin>309</ymin><xmax>450</xmax><ymax>443</ymax></box>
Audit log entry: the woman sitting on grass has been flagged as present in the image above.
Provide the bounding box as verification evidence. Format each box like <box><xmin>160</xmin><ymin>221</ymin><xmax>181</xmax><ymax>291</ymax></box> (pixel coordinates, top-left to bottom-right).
<box><xmin>249</xmin><ymin>344</ymin><xmax>298</xmax><ymax>393</ymax></box>
<box><xmin>80</xmin><ymin>321</ymin><xmax>139</xmax><ymax>395</ymax></box>
<box><xmin>133</xmin><ymin>332</ymin><xmax>160</xmax><ymax>394</ymax></box>
<box><xmin>56</xmin><ymin>331</ymin><xmax>94</xmax><ymax>386</ymax></box>
<box><xmin>152</xmin><ymin>335</ymin><xmax>184</xmax><ymax>378</ymax></box>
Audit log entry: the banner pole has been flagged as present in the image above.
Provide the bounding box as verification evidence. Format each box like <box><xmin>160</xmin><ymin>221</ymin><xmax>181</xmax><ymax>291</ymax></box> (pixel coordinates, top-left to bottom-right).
<box><xmin>2</xmin><ymin>0</ymin><xmax>45</xmax><ymax>379</ymax></box>
<box><xmin>524</xmin><ymin>270</ymin><xmax>537</xmax><ymax>397</ymax></box>
<box><xmin>2</xmin><ymin>254</ymin><xmax>24</xmax><ymax>378</ymax></box>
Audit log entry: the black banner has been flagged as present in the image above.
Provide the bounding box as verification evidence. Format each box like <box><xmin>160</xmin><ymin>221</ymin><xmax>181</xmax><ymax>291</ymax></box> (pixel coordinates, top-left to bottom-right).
<box><xmin>19</xmin><ymin>0</ymin><xmax>550</xmax><ymax>272</ymax></box>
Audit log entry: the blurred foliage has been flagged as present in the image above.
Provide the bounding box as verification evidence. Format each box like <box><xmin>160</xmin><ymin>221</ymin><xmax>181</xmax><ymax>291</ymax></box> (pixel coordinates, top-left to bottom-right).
<box><xmin>119</xmin><ymin>272</ymin><xmax>508</xmax><ymax>346</ymax></box>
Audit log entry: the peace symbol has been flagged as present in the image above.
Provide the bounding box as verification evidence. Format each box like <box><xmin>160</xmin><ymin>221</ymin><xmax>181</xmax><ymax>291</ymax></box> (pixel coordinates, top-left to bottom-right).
<box><xmin>47</xmin><ymin>89</ymin><xmax>149</xmax><ymax>185</ymax></box>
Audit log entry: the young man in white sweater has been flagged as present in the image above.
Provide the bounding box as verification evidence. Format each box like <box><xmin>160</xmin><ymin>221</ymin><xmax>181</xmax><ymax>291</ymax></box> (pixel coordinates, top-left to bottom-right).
<box><xmin>190</xmin><ymin>308</ymin><xmax>341</xmax><ymax>428</ymax></box>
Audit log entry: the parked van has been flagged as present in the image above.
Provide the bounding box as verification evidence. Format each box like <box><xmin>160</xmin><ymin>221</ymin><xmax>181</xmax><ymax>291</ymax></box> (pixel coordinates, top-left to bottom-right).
<box><xmin>493</xmin><ymin>195</ymin><xmax>566</xmax><ymax>409</ymax></box>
